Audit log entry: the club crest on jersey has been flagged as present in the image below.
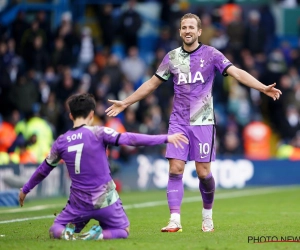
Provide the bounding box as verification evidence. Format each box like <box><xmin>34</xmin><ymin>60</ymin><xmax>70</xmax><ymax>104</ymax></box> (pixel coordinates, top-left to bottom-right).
<box><xmin>178</xmin><ymin>71</ymin><xmax>204</xmax><ymax>84</ymax></box>
<box><xmin>200</xmin><ymin>59</ymin><xmax>204</xmax><ymax>67</ymax></box>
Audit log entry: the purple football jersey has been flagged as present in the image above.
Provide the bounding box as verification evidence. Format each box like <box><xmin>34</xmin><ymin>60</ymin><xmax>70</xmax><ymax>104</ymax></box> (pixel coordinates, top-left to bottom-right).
<box><xmin>155</xmin><ymin>44</ymin><xmax>232</xmax><ymax>126</ymax></box>
<box><xmin>23</xmin><ymin>125</ymin><xmax>167</xmax><ymax>210</ymax></box>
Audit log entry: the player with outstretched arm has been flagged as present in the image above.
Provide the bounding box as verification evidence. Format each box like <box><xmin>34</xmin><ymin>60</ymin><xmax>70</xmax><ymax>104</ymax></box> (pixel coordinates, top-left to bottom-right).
<box><xmin>105</xmin><ymin>13</ymin><xmax>282</xmax><ymax>233</ymax></box>
<box><xmin>19</xmin><ymin>93</ymin><xmax>188</xmax><ymax>240</ymax></box>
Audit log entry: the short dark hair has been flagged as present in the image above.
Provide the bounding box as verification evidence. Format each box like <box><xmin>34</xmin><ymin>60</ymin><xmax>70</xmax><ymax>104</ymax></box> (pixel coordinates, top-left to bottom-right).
<box><xmin>180</xmin><ymin>13</ymin><xmax>202</xmax><ymax>29</ymax></box>
<box><xmin>67</xmin><ymin>93</ymin><xmax>96</xmax><ymax>119</ymax></box>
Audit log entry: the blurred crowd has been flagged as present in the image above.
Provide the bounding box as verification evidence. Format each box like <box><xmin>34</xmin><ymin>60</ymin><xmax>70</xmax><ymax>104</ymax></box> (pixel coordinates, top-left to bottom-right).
<box><xmin>0</xmin><ymin>0</ymin><xmax>300</xmax><ymax>165</ymax></box>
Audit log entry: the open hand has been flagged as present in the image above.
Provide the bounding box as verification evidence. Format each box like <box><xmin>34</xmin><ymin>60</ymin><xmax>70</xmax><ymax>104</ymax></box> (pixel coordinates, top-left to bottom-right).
<box><xmin>19</xmin><ymin>188</ymin><xmax>27</xmax><ymax>207</ymax></box>
<box><xmin>167</xmin><ymin>133</ymin><xmax>189</xmax><ymax>149</ymax></box>
<box><xmin>263</xmin><ymin>83</ymin><xmax>282</xmax><ymax>101</ymax></box>
<box><xmin>105</xmin><ymin>100</ymin><xmax>128</xmax><ymax>117</ymax></box>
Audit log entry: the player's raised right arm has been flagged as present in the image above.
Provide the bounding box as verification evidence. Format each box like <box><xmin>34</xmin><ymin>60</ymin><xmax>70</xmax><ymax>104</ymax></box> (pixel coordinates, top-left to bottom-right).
<box><xmin>105</xmin><ymin>75</ymin><xmax>163</xmax><ymax>117</ymax></box>
<box><xmin>101</xmin><ymin>127</ymin><xmax>188</xmax><ymax>149</ymax></box>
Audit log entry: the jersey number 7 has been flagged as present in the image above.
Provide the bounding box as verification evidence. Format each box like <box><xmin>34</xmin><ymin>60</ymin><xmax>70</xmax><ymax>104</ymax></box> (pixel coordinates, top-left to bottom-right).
<box><xmin>68</xmin><ymin>143</ymin><xmax>84</xmax><ymax>174</ymax></box>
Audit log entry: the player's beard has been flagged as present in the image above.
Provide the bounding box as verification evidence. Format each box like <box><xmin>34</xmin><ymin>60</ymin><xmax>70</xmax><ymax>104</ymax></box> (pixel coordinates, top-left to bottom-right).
<box><xmin>182</xmin><ymin>35</ymin><xmax>198</xmax><ymax>47</ymax></box>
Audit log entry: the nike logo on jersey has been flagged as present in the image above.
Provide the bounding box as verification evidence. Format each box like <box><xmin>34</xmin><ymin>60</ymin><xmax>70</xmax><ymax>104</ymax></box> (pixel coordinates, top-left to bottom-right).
<box><xmin>200</xmin><ymin>155</ymin><xmax>208</xmax><ymax>159</ymax></box>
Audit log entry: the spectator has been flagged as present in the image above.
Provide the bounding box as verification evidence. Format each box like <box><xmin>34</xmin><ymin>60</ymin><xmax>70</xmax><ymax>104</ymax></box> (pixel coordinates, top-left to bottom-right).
<box><xmin>102</xmin><ymin>54</ymin><xmax>123</xmax><ymax>98</ymax></box>
<box><xmin>21</xmin><ymin>20</ymin><xmax>46</xmax><ymax>65</ymax></box>
<box><xmin>210</xmin><ymin>27</ymin><xmax>228</xmax><ymax>52</ymax></box>
<box><xmin>35</xmin><ymin>11</ymin><xmax>52</xmax><ymax>50</ymax></box>
<box><xmin>94</xmin><ymin>47</ymin><xmax>110</xmax><ymax>71</ymax></box>
<box><xmin>55</xmin><ymin>12</ymin><xmax>79</xmax><ymax>67</ymax></box>
<box><xmin>0</xmin><ymin>114</ymin><xmax>16</xmax><ymax>153</ymax></box>
<box><xmin>14</xmin><ymin>111</ymin><xmax>53</xmax><ymax>163</ymax></box>
<box><xmin>270</xmin><ymin>74</ymin><xmax>295</xmax><ymax>131</ymax></box>
<box><xmin>121</xmin><ymin>46</ymin><xmax>146</xmax><ymax>85</ymax></box>
<box><xmin>7</xmin><ymin>38</ymin><xmax>22</xmax><ymax>70</ymax></box>
<box><xmin>8</xmin><ymin>74</ymin><xmax>39</xmax><ymax>115</ymax></box>
<box><xmin>160</xmin><ymin>0</ymin><xmax>182</xmax><ymax>40</ymax></box>
<box><xmin>87</xmin><ymin>62</ymin><xmax>101</xmax><ymax>94</ymax></box>
<box><xmin>39</xmin><ymin>79</ymin><xmax>51</xmax><ymax>104</ymax></box>
<box><xmin>277</xmin><ymin>131</ymin><xmax>300</xmax><ymax>160</ymax></box>
<box><xmin>97</xmin><ymin>4</ymin><xmax>116</xmax><ymax>49</ymax></box>
<box><xmin>77</xmin><ymin>74</ymin><xmax>92</xmax><ymax>94</ymax></box>
<box><xmin>77</xmin><ymin>26</ymin><xmax>96</xmax><ymax>73</ymax></box>
<box><xmin>0</xmin><ymin>59</ymin><xmax>13</xmax><ymax>115</ymax></box>
<box><xmin>44</xmin><ymin>66</ymin><xmax>59</xmax><ymax>86</ymax></box>
<box><xmin>243</xmin><ymin>120</ymin><xmax>272</xmax><ymax>159</ymax></box>
<box><xmin>94</xmin><ymin>74</ymin><xmax>111</xmax><ymax>102</ymax></box>
<box><xmin>123</xmin><ymin>108</ymin><xmax>140</xmax><ymax>133</ymax></box>
<box><xmin>51</xmin><ymin>38</ymin><xmax>72</xmax><ymax>71</ymax></box>
<box><xmin>0</xmin><ymin>42</ymin><xmax>11</xmax><ymax>68</ymax></box>
<box><xmin>259</xmin><ymin>5</ymin><xmax>276</xmax><ymax>54</ymax></box>
<box><xmin>244</xmin><ymin>10</ymin><xmax>266</xmax><ymax>56</ymax></box>
<box><xmin>40</xmin><ymin>91</ymin><xmax>61</xmax><ymax>134</ymax></box>
<box><xmin>55</xmin><ymin>68</ymin><xmax>78</xmax><ymax>103</ymax></box>
<box><xmin>264</xmin><ymin>48</ymin><xmax>287</xmax><ymax>85</ymax></box>
<box><xmin>290</xmin><ymin>47</ymin><xmax>300</xmax><ymax>69</ymax></box>
<box><xmin>118</xmin><ymin>79</ymin><xmax>139</xmax><ymax>111</ymax></box>
<box><xmin>227</xmin><ymin>78</ymin><xmax>252</xmax><ymax>127</ymax></box>
<box><xmin>28</xmin><ymin>35</ymin><xmax>49</xmax><ymax>73</ymax></box>
<box><xmin>11</xmin><ymin>11</ymin><xmax>29</xmax><ymax>56</ymax></box>
<box><xmin>278</xmin><ymin>105</ymin><xmax>300</xmax><ymax>142</ymax></box>
<box><xmin>226</xmin><ymin>8</ymin><xmax>245</xmax><ymax>63</ymax></box>
<box><xmin>156</xmin><ymin>27</ymin><xmax>179</xmax><ymax>52</ymax></box>
<box><xmin>199</xmin><ymin>14</ymin><xmax>216</xmax><ymax>46</ymax></box>
<box><xmin>219</xmin><ymin>130</ymin><xmax>243</xmax><ymax>156</ymax></box>
<box><xmin>219</xmin><ymin>0</ymin><xmax>242</xmax><ymax>27</ymax></box>
<box><xmin>119</xmin><ymin>0</ymin><xmax>142</xmax><ymax>52</ymax></box>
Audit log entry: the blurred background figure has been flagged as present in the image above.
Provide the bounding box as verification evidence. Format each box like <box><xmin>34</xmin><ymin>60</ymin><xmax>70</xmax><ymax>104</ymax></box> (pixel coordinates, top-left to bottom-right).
<box><xmin>77</xmin><ymin>26</ymin><xmax>95</xmax><ymax>73</ymax></box>
<box><xmin>119</xmin><ymin>0</ymin><xmax>142</xmax><ymax>52</ymax></box>
<box><xmin>243</xmin><ymin>120</ymin><xmax>272</xmax><ymax>160</ymax></box>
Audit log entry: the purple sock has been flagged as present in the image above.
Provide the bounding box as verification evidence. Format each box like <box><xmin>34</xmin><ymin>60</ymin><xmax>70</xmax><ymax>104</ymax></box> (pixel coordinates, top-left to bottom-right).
<box><xmin>103</xmin><ymin>229</ymin><xmax>128</xmax><ymax>239</ymax></box>
<box><xmin>167</xmin><ymin>173</ymin><xmax>183</xmax><ymax>214</ymax></box>
<box><xmin>199</xmin><ymin>172</ymin><xmax>215</xmax><ymax>209</ymax></box>
<box><xmin>49</xmin><ymin>223</ymin><xmax>65</xmax><ymax>239</ymax></box>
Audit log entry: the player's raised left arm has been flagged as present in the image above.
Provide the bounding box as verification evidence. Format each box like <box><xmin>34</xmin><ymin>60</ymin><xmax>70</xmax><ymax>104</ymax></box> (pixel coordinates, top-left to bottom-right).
<box><xmin>226</xmin><ymin>65</ymin><xmax>282</xmax><ymax>101</ymax></box>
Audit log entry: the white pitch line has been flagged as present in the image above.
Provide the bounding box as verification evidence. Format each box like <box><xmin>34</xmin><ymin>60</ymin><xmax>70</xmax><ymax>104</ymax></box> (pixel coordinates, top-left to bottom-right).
<box><xmin>123</xmin><ymin>186</ymin><xmax>295</xmax><ymax>209</ymax></box>
<box><xmin>0</xmin><ymin>186</ymin><xmax>296</xmax><ymax>224</ymax></box>
<box><xmin>1</xmin><ymin>204</ymin><xmax>61</xmax><ymax>214</ymax></box>
<box><xmin>0</xmin><ymin>215</ymin><xmax>54</xmax><ymax>224</ymax></box>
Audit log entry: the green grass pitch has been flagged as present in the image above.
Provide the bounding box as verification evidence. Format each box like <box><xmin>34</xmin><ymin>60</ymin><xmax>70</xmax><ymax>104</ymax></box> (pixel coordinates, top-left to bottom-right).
<box><xmin>0</xmin><ymin>186</ymin><xmax>300</xmax><ymax>250</ymax></box>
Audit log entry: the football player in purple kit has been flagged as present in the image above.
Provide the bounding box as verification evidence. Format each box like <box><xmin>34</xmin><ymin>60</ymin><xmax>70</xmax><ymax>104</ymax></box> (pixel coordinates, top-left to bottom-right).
<box><xmin>18</xmin><ymin>93</ymin><xmax>188</xmax><ymax>240</ymax></box>
<box><xmin>105</xmin><ymin>13</ymin><xmax>282</xmax><ymax>233</ymax></box>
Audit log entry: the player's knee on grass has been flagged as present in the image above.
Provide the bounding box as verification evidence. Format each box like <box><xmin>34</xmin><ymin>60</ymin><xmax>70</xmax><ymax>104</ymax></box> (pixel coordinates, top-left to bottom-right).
<box><xmin>49</xmin><ymin>223</ymin><xmax>65</xmax><ymax>239</ymax></box>
<box><xmin>121</xmin><ymin>228</ymin><xmax>129</xmax><ymax>239</ymax></box>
